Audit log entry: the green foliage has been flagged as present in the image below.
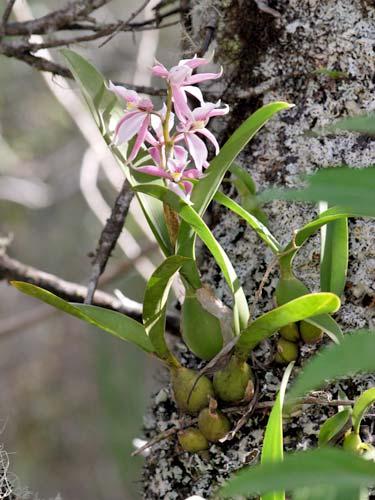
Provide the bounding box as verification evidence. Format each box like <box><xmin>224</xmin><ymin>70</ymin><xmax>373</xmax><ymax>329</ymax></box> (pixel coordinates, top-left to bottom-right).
<box><xmin>261</xmin><ymin>167</ymin><xmax>375</xmax><ymax>217</ymax></box>
<box><xmin>235</xmin><ymin>293</ymin><xmax>340</xmax><ymax>359</ymax></box>
<box><xmin>330</xmin><ymin>114</ymin><xmax>375</xmax><ymax>135</ymax></box>
<box><xmin>11</xmin><ymin>281</ymin><xmax>154</xmax><ymax>352</ymax></box>
<box><xmin>318</xmin><ymin>409</ymin><xmax>351</xmax><ymax>447</ymax></box>
<box><xmin>287</xmin><ymin>331</ymin><xmax>375</xmax><ymax>403</ymax></box>
<box><xmin>320</xmin><ymin>214</ymin><xmax>348</xmax><ymax>297</ymax></box>
<box><xmin>133</xmin><ymin>184</ymin><xmax>249</xmax><ymax>334</ymax></box>
<box><xmin>218</xmin><ymin>448</ymin><xmax>375</xmax><ymax>498</ymax></box>
<box><xmin>261</xmin><ymin>362</ymin><xmax>294</xmax><ymax>500</ymax></box>
<box><xmin>352</xmin><ymin>388</ymin><xmax>375</xmax><ymax>435</ymax></box>
<box><xmin>142</xmin><ymin>256</ymin><xmax>188</xmax><ymax>365</ymax></box>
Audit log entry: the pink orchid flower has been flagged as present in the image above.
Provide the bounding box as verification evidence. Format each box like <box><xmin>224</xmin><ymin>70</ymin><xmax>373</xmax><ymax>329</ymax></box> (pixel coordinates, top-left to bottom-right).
<box><xmin>108</xmin><ymin>81</ymin><xmax>154</xmax><ymax>161</ymax></box>
<box><xmin>175</xmin><ymin>101</ymin><xmax>229</xmax><ymax>171</ymax></box>
<box><xmin>151</xmin><ymin>55</ymin><xmax>223</xmax><ymax>121</ymax></box>
<box><xmin>137</xmin><ymin>146</ymin><xmax>201</xmax><ymax>202</ymax></box>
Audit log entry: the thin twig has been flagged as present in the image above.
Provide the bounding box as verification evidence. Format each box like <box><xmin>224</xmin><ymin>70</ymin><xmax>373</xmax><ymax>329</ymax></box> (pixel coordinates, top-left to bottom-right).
<box><xmin>85</xmin><ymin>180</ymin><xmax>134</xmax><ymax>304</ymax></box>
<box><xmin>1</xmin><ymin>0</ymin><xmax>17</xmax><ymax>25</ymax></box>
<box><xmin>197</xmin><ymin>10</ymin><xmax>218</xmax><ymax>57</ymax></box>
<box><xmin>132</xmin><ymin>397</ymin><xmax>355</xmax><ymax>456</ymax></box>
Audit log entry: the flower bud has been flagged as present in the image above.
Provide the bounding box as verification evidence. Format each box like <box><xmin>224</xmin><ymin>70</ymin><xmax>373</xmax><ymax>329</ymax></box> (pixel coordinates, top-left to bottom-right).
<box><xmin>171</xmin><ymin>367</ymin><xmax>214</xmax><ymax>414</ymax></box>
<box><xmin>178</xmin><ymin>427</ymin><xmax>209</xmax><ymax>452</ymax></box>
<box><xmin>213</xmin><ymin>355</ymin><xmax>253</xmax><ymax>403</ymax></box>
<box><xmin>299</xmin><ymin>321</ymin><xmax>323</xmax><ymax>344</ymax></box>
<box><xmin>279</xmin><ymin>323</ymin><xmax>300</xmax><ymax>342</ymax></box>
<box><xmin>343</xmin><ymin>431</ymin><xmax>364</xmax><ymax>454</ymax></box>
<box><xmin>198</xmin><ymin>401</ymin><xmax>231</xmax><ymax>442</ymax></box>
<box><xmin>275</xmin><ymin>338</ymin><xmax>299</xmax><ymax>364</ymax></box>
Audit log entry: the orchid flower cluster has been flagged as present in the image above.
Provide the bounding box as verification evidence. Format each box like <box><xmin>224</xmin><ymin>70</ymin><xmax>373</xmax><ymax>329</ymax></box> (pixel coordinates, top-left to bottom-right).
<box><xmin>108</xmin><ymin>56</ymin><xmax>228</xmax><ymax>202</ymax></box>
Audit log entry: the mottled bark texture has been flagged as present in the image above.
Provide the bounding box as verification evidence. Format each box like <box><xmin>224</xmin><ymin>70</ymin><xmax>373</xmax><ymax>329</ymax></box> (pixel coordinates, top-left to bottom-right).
<box><xmin>142</xmin><ymin>1</ymin><xmax>375</xmax><ymax>498</ymax></box>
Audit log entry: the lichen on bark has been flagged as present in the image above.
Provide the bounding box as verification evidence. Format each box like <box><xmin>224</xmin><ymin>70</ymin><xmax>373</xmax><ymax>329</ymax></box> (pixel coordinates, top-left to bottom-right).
<box><xmin>141</xmin><ymin>1</ymin><xmax>375</xmax><ymax>498</ymax></box>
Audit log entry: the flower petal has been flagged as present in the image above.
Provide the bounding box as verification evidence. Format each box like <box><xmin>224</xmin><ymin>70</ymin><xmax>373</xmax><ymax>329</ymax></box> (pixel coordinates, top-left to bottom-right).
<box><xmin>115</xmin><ymin>111</ymin><xmax>145</xmax><ymax>144</ymax></box>
<box><xmin>183</xmin><ymin>85</ymin><xmax>204</xmax><ymax>103</ymax></box>
<box><xmin>173</xmin><ymin>145</ymin><xmax>188</xmax><ymax>164</ymax></box>
<box><xmin>128</xmin><ymin>116</ymin><xmax>150</xmax><ymax>161</ymax></box>
<box><xmin>178</xmin><ymin>55</ymin><xmax>210</xmax><ymax>69</ymax></box>
<box><xmin>166</xmin><ymin>180</ymin><xmax>192</xmax><ymax>204</ymax></box>
<box><xmin>184</xmin><ymin>67</ymin><xmax>223</xmax><ymax>85</ymax></box>
<box><xmin>168</xmin><ymin>65</ymin><xmax>192</xmax><ymax>86</ymax></box>
<box><xmin>137</xmin><ymin>165</ymin><xmax>171</xmax><ymax>179</ymax></box>
<box><xmin>185</xmin><ymin>133</ymin><xmax>208</xmax><ymax>172</ymax></box>
<box><xmin>151</xmin><ymin>60</ymin><xmax>169</xmax><ymax>78</ymax></box>
<box><xmin>172</xmin><ymin>86</ymin><xmax>192</xmax><ymax>121</ymax></box>
<box><xmin>108</xmin><ymin>81</ymin><xmax>139</xmax><ymax>104</ymax></box>
<box><xmin>196</xmin><ymin>127</ymin><xmax>220</xmax><ymax>155</ymax></box>
<box><xmin>148</xmin><ymin>146</ymin><xmax>162</xmax><ymax>166</ymax></box>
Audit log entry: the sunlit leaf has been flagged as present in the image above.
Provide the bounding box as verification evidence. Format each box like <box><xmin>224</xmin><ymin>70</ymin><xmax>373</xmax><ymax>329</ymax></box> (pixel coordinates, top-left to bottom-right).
<box><xmin>235</xmin><ymin>293</ymin><xmax>340</xmax><ymax>358</ymax></box>
<box><xmin>218</xmin><ymin>448</ymin><xmax>375</xmax><ymax>497</ymax></box>
<box><xmin>133</xmin><ymin>184</ymin><xmax>249</xmax><ymax>333</ymax></box>
<box><xmin>288</xmin><ymin>331</ymin><xmax>375</xmax><ymax>403</ymax></box>
<box><xmin>214</xmin><ymin>191</ymin><xmax>281</xmax><ymax>253</ymax></box>
<box><xmin>318</xmin><ymin>409</ymin><xmax>351</xmax><ymax>446</ymax></box>
<box><xmin>11</xmin><ymin>281</ymin><xmax>153</xmax><ymax>352</ymax></box>
<box><xmin>261</xmin><ymin>362</ymin><xmax>294</xmax><ymax>500</ymax></box>
<box><xmin>260</xmin><ymin>167</ymin><xmax>375</xmax><ymax>217</ymax></box>
<box><xmin>177</xmin><ymin>102</ymin><xmax>293</xmax><ymax>285</ymax></box>
<box><xmin>142</xmin><ymin>256</ymin><xmax>189</xmax><ymax>364</ymax></box>
<box><xmin>320</xmin><ymin>210</ymin><xmax>348</xmax><ymax>297</ymax></box>
<box><xmin>352</xmin><ymin>388</ymin><xmax>375</xmax><ymax>435</ymax></box>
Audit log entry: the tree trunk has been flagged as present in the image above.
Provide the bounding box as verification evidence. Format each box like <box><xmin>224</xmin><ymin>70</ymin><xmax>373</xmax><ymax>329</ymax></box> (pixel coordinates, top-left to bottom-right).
<box><xmin>142</xmin><ymin>1</ymin><xmax>375</xmax><ymax>498</ymax></box>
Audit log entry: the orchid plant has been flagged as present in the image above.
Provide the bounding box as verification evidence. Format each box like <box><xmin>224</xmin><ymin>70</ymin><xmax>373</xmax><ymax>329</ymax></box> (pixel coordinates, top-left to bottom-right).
<box><xmin>11</xmin><ymin>50</ymin><xmax>375</xmax><ymax>498</ymax></box>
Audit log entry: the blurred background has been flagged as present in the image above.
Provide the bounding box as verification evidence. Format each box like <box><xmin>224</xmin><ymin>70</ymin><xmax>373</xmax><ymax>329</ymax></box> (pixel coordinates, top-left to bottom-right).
<box><xmin>0</xmin><ymin>0</ymin><xmax>181</xmax><ymax>498</ymax></box>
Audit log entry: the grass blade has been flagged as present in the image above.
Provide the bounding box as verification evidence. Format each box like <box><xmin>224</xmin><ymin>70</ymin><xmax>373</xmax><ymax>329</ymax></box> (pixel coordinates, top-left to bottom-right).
<box><xmin>320</xmin><ymin>215</ymin><xmax>348</xmax><ymax>297</ymax></box>
<box><xmin>352</xmin><ymin>388</ymin><xmax>375</xmax><ymax>434</ymax></box>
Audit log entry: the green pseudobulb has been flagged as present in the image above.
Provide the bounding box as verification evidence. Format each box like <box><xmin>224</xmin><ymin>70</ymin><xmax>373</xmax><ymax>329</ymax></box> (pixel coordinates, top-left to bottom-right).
<box><xmin>181</xmin><ymin>294</ymin><xmax>223</xmax><ymax>360</ymax></box>
<box><xmin>198</xmin><ymin>407</ymin><xmax>231</xmax><ymax>442</ymax></box>
<box><xmin>343</xmin><ymin>432</ymin><xmax>364</xmax><ymax>454</ymax></box>
<box><xmin>299</xmin><ymin>320</ymin><xmax>323</xmax><ymax>344</ymax></box>
<box><xmin>279</xmin><ymin>323</ymin><xmax>300</xmax><ymax>342</ymax></box>
<box><xmin>276</xmin><ymin>275</ymin><xmax>310</xmax><ymax>306</ymax></box>
<box><xmin>171</xmin><ymin>367</ymin><xmax>214</xmax><ymax>414</ymax></box>
<box><xmin>213</xmin><ymin>355</ymin><xmax>253</xmax><ymax>403</ymax></box>
<box><xmin>275</xmin><ymin>338</ymin><xmax>299</xmax><ymax>364</ymax></box>
<box><xmin>178</xmin><ymin>427</ymin><xmax>209</xmax><ymax>452</ymax></box>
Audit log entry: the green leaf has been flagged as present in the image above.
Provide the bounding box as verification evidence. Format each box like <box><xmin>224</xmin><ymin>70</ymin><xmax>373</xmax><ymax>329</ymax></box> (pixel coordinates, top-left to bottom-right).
<box><xmin>176</xmin><ymin>102</ymin><xmax>293</xmax><ymax>284</ymax></box>
<box><xmin>235</xmin><ymin>293</ymin><xmax>340</xmax><ymax>358</ymax></box>
<box><xmin>214</xmin><ymin>191</ymin><xmax>281</xmax><ymax>253</ymax></box>
<box><xmin>229</xmin><ymin>163</ymin><xmax>257</xmax><ymax>195</ymax></box>
<box><xmin>276</xmin><ymin>275</ymin><xmax>343</xmax><ymax>344</ymax></box>
<box><xmin>260</xmin><ymin>167</ymin><xmax>375</xmax><ymax>218</ymax></box>
<box><xmin>218</xmin><ymin>448</ymin><xmax>375</xmax><ymax>497</ymax></box>
<box><xmin>318</xmin><ymin>409</ymin><xmax>351</xmax><ymax>447</ymax></box>
<box><xmin>320</xmin><ymin>210</ymin><xmax>348</xmax><ymax>297</ymax></box>
<box><xmin>142</xmin><ymin>256</ymin><xmax>189</xmax><ymax>365</ymax></box>
<box><xmin>61</xmin><ymin>49</ymin><xmax>172</xmax><ymax>256</ymax></box>
<box><xmin>288</xmin><ymin>331</ymin><xmax>375</xmax><ymax>403</ymax></box>
<box><xmin>134</xmin><ymin>184</ymin><xmax>249</xmax><ymax>334</ymax></box>
<box><xmin>11</xmin><ymin>281</ymin><xmax>153</xmax><ymax>353</ymax></box>
<box><xmin>261</xmin><ymin>362</ymin><xmax>294</xmax><ymax>500</ymax></box>
<box><xmin>352</xmin><ymin>388</ymin><xmax>375</xmax><ymax>435</ymax></box>
<box><xmin>330</xmin><ymin>114</ymin><xmax>375</xmax><ymax>135</ymax></box>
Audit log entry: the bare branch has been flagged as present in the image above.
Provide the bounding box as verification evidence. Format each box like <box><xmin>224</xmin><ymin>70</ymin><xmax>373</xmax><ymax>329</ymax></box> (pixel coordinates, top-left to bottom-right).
<box><xmin>0</xmin><ymin>252</ymin><xmax>180</xmax><ymax>332</ymax></box>
<box><xmin>85</xmin><ymin>179</ymin><xmax>134</xmax><ymax>304</ymax></box>
<box><xmin>2</xmin><ymin>0</ymin><xmax>17</xmax><ymax>26</ymax></box>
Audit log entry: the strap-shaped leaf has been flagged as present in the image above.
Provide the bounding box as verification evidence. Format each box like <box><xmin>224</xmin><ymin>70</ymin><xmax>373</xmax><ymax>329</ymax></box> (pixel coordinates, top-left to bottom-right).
<box><xmin>11</xmin><ymin>281</ymin><xmax>153</xmax><ymax>352</ymax></box>
<box><xmin>287</xmin><ymin>331</ymin><xmax>375</xmax><ymax>403</ymax></box>
<box><xmin>320</xmin><ymin>213</ymin><xmax>348</xmax><ymax>297</ymax></box>
<box><xmin>318</xmin><ymin>409</ymin><xmax>351</xmax><ymax>447</ymax></box>
<box><xmin>260</xmin><ymin>167</ymin><xmax>375</xmax><ymax>218</ymax></box>
<box><xmin>261</xmin><ymin>362</ymin><xmax>294</xmax><ymax>500</ymax></box>
<box><xmin>235</xmin><ymin>293</ymin><xmax>340</xmax><ymax>359</ymax></box>
<box><xmin>142</xmin><ymin>256</ymin><xmax>189</xmax><ymax>365</ymax></box>
<box><xmin>134</xmin><ymin>184</ymin><xmax>249</xmax><ymax>333</ymax></box>
<box><xmin>218</xmin><ymin>448</ymin><xmax>375</xmax><ymax>498</ymax></box>
<box><xmin>214</xmin><ymin>191</ymin><xmax>282</xmax><ymax>254</ymax></box>
<box><xmin>352</xmin><ymin>388</ymin><xmax>375</xmax><ymax>434</ymax></box>
<box><xmin>176</xmin><ymin>102</ymin><xmax>293</xmax><ymax>284</ymax></box>
<box><xmin>62</xmin><ymin>49</ymin><xmax>172</xmax><ymax>256</ymax></box>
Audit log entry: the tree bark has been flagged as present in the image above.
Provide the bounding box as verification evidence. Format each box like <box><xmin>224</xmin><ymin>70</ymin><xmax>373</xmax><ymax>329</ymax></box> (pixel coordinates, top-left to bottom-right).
<box><xmin>142</xmin><ymin>1</ymin><xmax>375</xmax><ymax>498</ymax></box>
